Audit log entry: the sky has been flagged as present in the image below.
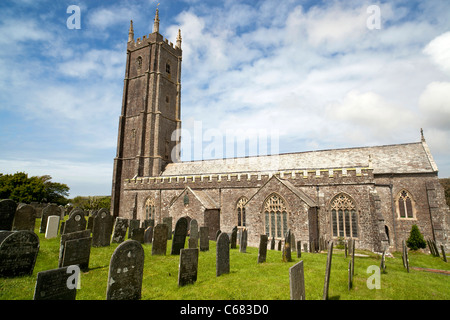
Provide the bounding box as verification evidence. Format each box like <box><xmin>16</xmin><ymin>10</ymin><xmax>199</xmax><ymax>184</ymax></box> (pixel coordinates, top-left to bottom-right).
<box><xmin>0</xmin><ymin>0</ymin><xmax>449</xmax><ymax>198</ymax></box>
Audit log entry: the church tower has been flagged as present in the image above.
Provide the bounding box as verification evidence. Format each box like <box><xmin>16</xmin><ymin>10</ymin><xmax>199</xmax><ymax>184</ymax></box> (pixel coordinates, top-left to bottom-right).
<box><xmin>112</xmin><ymin>10</ymin><xmax>182</xmax><ymax>217</ymax></box>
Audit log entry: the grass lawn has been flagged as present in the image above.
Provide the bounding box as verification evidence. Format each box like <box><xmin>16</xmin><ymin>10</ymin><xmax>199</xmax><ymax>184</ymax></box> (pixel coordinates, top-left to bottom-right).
<box><xmin>0</xmin><ymin>218</ymin><xmax>449</xmax><ymax>300</ymax></box>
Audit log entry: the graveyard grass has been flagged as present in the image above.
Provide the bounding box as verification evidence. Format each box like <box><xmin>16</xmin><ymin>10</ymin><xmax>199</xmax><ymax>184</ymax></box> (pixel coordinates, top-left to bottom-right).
<box><xmin>1</xmin><ymin>218</ymin><xmax>449</xmax><ymax>300</ymax></box>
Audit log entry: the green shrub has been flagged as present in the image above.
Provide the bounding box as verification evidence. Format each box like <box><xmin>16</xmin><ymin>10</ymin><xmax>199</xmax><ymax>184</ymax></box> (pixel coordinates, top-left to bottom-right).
<box><xmin>406</xmin><ymin>225</ymin><xmax>427</xmax><ymax>251</ymax></box>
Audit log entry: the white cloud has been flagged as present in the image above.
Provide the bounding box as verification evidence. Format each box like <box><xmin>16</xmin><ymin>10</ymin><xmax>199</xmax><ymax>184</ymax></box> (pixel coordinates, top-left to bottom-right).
<box><xmin>424</xmin><ymin>31</ymin><xmax>450</xmax><ymax>74</ymax></box>
<box><xmin>419</xmin><ymin>81</ymin><xmax>450</xmax><ymax>129</ymax></box>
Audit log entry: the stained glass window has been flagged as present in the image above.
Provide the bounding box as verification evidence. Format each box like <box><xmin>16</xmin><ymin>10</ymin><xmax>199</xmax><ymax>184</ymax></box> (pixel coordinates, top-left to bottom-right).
<box><xmin>330</xmin><ymin>194</ymin><xmax>358</xmax><ymax>238</ymax></box>
<box><xmin>263</xmin><ymin>194</ymin><xmax>288</xmax><ymax>239</ymax></box>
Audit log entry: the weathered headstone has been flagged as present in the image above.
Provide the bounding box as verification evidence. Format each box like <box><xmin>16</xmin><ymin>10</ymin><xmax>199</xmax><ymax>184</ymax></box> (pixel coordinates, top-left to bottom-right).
<box><xmin>91</xmin><ymin>208</ymin><xmax>114</xmax><ymax>247</ymax></box>
<box><xmin>190</xmin><ymin>219</ymin><xmax>198</xmax><ymax>240</ymax></box>
<box><xmin>351</xmin><ymin>239</ymin><xmax>355</xmax><ymax>277</ymax></box>
<box><xmin>283</xmin><ymin>229</ymin><xmax>292</xmax><ymax>262</ymax></box>
<box><xmin>128</xmin><ymin>219</ymin><xmax>140</xmax><ymax>239</ymax></box>
<box><xmin>258</xmin><ymin>234</ymin><xmax>268</xmax><ymax>263</ymax></box>
<box><xmin>270</xmin><ymin>237</ymin><xmax>275</xmax><ymax>250</ymax></box>
<box><xmin>63</xmin><ymin>210</ymin><xmax>86</xmax><ymax>234</ymax></box>
<box><xmin>39</xmin><ymin>204</ymin><xmax>61</xmax><ymax>233</ymax></box>
<box><xmin>0</xmin><ymin>230</ymin><xmax>40</xmax><ymax>277</ymax></box>
<box><xmin>239</xmin><ymin>228</ymin><xmax>247</xmax><ymax>253</ymax></box>
<box><xmin>289</xmin><ymin>260</ymin><xmax>305</xmax><ymax>300</ymax></box>
<box><xmin>188</xmin><ymin>237</ymin><xmax>198</xmax><ymax>249</ymax></box>
<box><xmin>178</xmin><ymin>248</ymin><xmax>199</xmax><ymax>287</ymax></box>
<box><xmin>322</xmin><ymin>241</ymin><xmax>334</xmax><ymax>300</ymax></box>
<box><xmin>111</xmin><ymin>217</ymin><xmax>128</xmax><ymax>244</ymax></box>
<box><xmin>45</xmin><ymin>215</ymin><xmax>60</xmax><ymax>239</ymax></box>
<box><xmin>403</xmin><ymin>240</ymin><xmax>409</xmax><ymax>273</ymax></box>
<box><xmin>297</xmin><ymin>240</ymin><xmax>302</xmax><ymax>258</ymax></box>
<box><xmin>441</xmin><ymin>244</ymin><xmax>447</xmax><ymax>263</ymax></box>
<box><xmin>291</xmin><ymin>233</ymin><xmax>296</xmax><ymax>252</ymax></box>
<box><xmin>215</xmin><ymin>229</ymin><xmax>221</xmax><ymax>241</ymax></box>
<box><xmin>106</xmin><ymin>240</ymin><xmax>145</xmax><ymax>300</ymax></box>
<box><xmin>348</xmin><ymin>259</ymin><xmax>353</xmax><ymax>290</ymax></box>
<box><xmin>277</xmin><ymin>240</ymin><xmax>282</xmax><ymax>251</ymax></box>
<box><xmin>230</xmin><ymin>226</ymin><xmax>238</xmax><ymax>249</ymax></box>
<box><xmin>33</xmin><ymin>266</ymin><xmax>77</xmax><ymax>300</ymax></box>
<box><xmin>61</xmin><ymin>237</ymin><xmax>92</xmax><ymax>271</ymax></box>
<box><xmin>58</xmin><ymin>230</ymin><xmax>91</xmax><ymax>268</ymax></box>
<box><xmin>380</xmin><ymin>247</ymin><xmax>386</xmax><ymax>272</ymax></box>
<box><xmin>216</xmin><ymin>232</ymin><xmax>230</xmax><ymax>277</ymax></box>
<box><xmin>163</xmin><ymin>217</ymin><xmax>172</xmax><ymax>240</ymax></box>
<box><xmin>200</xmin><ymin>226</ymin><xmax>209</xmax><ymax>251</ymax></box>
<box><xmin>12</xmin><ymin>203</ymin><xmax>36</xmax><ymax>231</ymax></box>
<box><xmin>131</xmin><ymin>227</ymin><xmax>145</xmax><ymax>243</ymax></box>
<box><xmin>144</xmin><ymin>226</ymin><xmax>153</xmax><ymax>244</ymax></box>
<box><xmin>152</xmin><ymin>223</ymin><xmax>168</xmax><ymax>255</ymax></box>
<box><xmin>0</xmin><ymin>199</ymin><xmax>17</xmax><ymax>231</ymax></box>
<box><xmin>171</xmin><ymin>217</ymin><xmax>188</xmax><ymax>255</ymax></box>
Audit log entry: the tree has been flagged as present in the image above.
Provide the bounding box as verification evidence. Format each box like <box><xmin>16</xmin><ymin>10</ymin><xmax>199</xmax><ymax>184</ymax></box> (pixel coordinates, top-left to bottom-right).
<box><xmin>406</xmin><ymin>225</ymin><xmax>427</xmax><ymax>251</ymax></box>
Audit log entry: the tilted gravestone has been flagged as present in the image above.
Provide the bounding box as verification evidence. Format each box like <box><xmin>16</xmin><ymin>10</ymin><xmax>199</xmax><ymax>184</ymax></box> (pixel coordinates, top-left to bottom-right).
<box><xmin>13</xmin><ymin>203</ymin><xmax>36</xmax><ymax>231</ymax></box>
<box><xmin>111</xmin><ymin>217</ymin><xmax>128</xmax><ymax>244</ymax></box>
<box><xmin>163</xmin><ymin>217</ymin><xmax>173</xmax><ymax>240</ymax></box>
<box><xmin>0</xmin><ymin>199</ymin><xmax>17</xmax><ymax>231</ymax></box>
<box><xmin>239</xmin><ymin>228</ymin><xmax>247</xmax><ymax>253</ymax></box>
<box><xmin>39</xmin><ymin>204</ymin><xmax>61</xmax><ymax>233</ymax></box>
<box><xmin>0</xmin><ymin>230</ymin><xmax>40</xmax><ymax>277</ymax></box>
<box><xmin>63</xmin><ymin>210</ymin><xmax>87</xmax><ymax>234</ymax></box>
<box><xmin>45</xmin><ymin>215</ymin><xmax>60</xmax><ymax>239</ymax></box>
<box><xmin>128</xmin><ymin>219</ymin><xmax>140</xmax><ymax>239</ymax></box>
<box><xmin>152</xmin><ymin>224</ymin><xmax>168</xmax><ymax>255</ymax></box>
<box><xmin>178</xmin><ymin>248</ymin><xmax>199</xmax><ymax>287</ymax></box>
<box><xmin>190</xmin><ymin>219</ymin><xmax>198</xmax><ymax>240</ymax></box>
<box><xmin>289</xmin><ymin>260</ymin><xmax>305</xmax><ymax>300</ymax></box>
<box><xmin>258</xmin><ymin>234</ymin><xmax>268</xmax><ymax>263</ymax></box>
<box><xmin>106</xmin><ymin>240</ymin><xmax>145</xmax><ymax>300</ymax></box>
<box><xmin>33</xmin><ymin>266</ymin><xmax>77</xmax><ymax>300</ymax></box>
<box><xmin>230</xmin><ymin>226</ymin><xmax>238</xmax><ymax>249</ymax></box>
<box><xmin>322</xmin><ymin>241</ymin><xmax>334</xmax><ymax>300</ymax></box>
<box><xmin>171</xmin><ymin>217</ymin><xmax>188</xmax><ymax>255</ymax></box>
<box><xmin>91</xmin><ymin>208</ymin><xmax>114</xmax><ymax>247</ymax></box>
<box><xmin>144</xmin><ymin>226</ymin><xmax>153</xmax><ymax>244</ymax></box>
<box><xmin>283</xmin><ymin>229</ymin><xmax>292</xmax><ymax>262</ymax></box>
<box><xmin>199</xmin><ymin>226</ymin><xmax>209</xmax><ymax>251</ymax></box>
<box><xmin>216</xmin><ymin>232</ymin><xmax>230</xmax><ymax>277</ymax></box>
<box><xmin>58</xmin><ymin>230</ymin><xmax>91</xmax><ymax>268</ymax></box>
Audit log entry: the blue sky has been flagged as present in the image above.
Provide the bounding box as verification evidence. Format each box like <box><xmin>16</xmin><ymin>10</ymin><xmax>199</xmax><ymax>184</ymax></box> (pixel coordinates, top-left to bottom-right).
<box><xmin>1</xmin><ymin>0</ymin><xmax>449</xmax><ymax>197</ymax></box>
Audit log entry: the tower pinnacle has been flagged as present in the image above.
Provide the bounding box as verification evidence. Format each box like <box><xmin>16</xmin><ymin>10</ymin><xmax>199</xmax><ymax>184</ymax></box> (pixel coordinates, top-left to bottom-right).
<box><xmin>128</xmin><ymin>20</ymin><xmax>134</xmax><ymax>42</ymax></box>
<box><xmin>153</xmin><ymin>8</ymin><xmax>160</xmax><ymax>33</ymax></box>
<box><xmin>176</xmin><ymin>29</ymin><xmax>182</xmax><ymax>48</ymax></box>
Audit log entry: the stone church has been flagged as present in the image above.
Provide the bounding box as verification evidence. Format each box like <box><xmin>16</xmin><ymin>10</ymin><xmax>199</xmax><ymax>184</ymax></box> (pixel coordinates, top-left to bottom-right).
<box><xmin>111</xmin><ymin>11</ymin><xmax>449</xmax><ymax>252</ymax></box>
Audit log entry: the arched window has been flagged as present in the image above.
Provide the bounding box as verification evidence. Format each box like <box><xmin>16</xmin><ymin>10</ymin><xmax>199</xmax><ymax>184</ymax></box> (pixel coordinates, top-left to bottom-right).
<box><xmin>397</xmin><ymin>190</ymin><xmax>415</xmax><ymax>219</ymax></box>
<box><xmin>263</xmin><ymin>194</ymin><xmax>288</xmax><ymax>239</ymax></box>
<box><xmin>330</xmin><ymin>193</ymin><xmax>358</xmax><ymax>238</ymax></box>
<box><xmin>145</xmin><ymin>197</ymin><xmax>156</xmax><ymax>220</ymax></box>
<box><xmin>236</xmin><ymin>197</ymin><xmax>248</xmax><ymax>228</ymax></box>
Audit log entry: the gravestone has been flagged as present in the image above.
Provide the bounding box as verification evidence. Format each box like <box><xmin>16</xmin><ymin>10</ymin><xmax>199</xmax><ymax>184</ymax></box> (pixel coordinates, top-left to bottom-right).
<box><xmin>63</xmin><ymin>210</ymin><xmax>86</xmax><ymax>234</ymax></box>
<box><xmin>12</xmin><ymin>203</ymin><xmax>36</xmax><ymax>231</ymax></box>
<box><xmin>348</xmin><ymin>260</ymin><xmax>353</xmax><ymax>290</ymax></box>
<box><xmin>61</xmin><ymin>237</ymin><xmax>92</xmax><ymax>271</ymax></box>
<box><xmin>171</xmin><ymin>217</ymin><xmax>188</xmax><ymax>255</ymax></box>
<box><xmin>351</xmin><ymin>239</ymin><xmax>355</xmax><ymax>277</ymax></box>
<box><xmin>178</xmin><ymin>248</ymin><xmax>199</xmax><ymax>287</ymax></box>
<box><xmin>283</xmin><ymin>229</ymin><xmax>292</xmax><ymax>262</ymax></box>
<box><xmin>380</xmin><ymin>248</ymin><xmax>386</xmax><ymax>272</ymax></box>
<box><xmin>163</xmin><ymin>217</ymin><xmax>172</xmax><ymax>240</ymax></box>
<box><xmin>200</xmin><ymin>226</ymin><xmax>209</xmax><ymax>251</ymax></box>
<box><xmin>0</xmin><ymin>199</ymin><xmax>17</xmax><ymax>231</ymax></box>
<box><xmin>128</xmin><ymin>219</ymin><xmax>140</xmax><ymax>239</ymax></box>
<box><xmin>131</xmin><ymin>228</ymin><xmax>145</xmax><ymax>243</ymax></box>
<box><xmin>91</xmin><ymin>208</ymin><xmax>114</xmax><ymax>247</ymax></box>
<box><xmin>188</xmin><ymin>237</ymin><xmax>198</xmax><ymax>249</ymax></box>
<box><xmin>441</xmin><ymin>244</ymin><xmax>447</xmax><ymax>263</ymax></box>
<box><xmin>297</xmin><ymin>240</ymin><xmax>302</xmax><ymax>258</ymax></box>
<box><xmin>322</xmin><ymin>241</ymin><xmax>334</xmax><ymax>300</ymax></box>
<box><xmin>215</xmin><ymin>229</ymin><xmax>221</xmax><ymax>241</ymax></box>
<box><xmin>239</xmin><ymin>228</ymin><xmax>247</xmax><ymax>253</ymax></box>
<box><xmin>152</xmin><ymin>224</ymin><xmax>168</xmax><ymax>255</ymax></box>
<box><xmin>216</xmin><ymin>232</ymin><xmax>230</xmax><ymax>277</ymax></box>
<box><xmin>289</xmin><ymin>260</ymin><xmax>305</xmax><ymax>300</ymax></box>
<box><xmin>106</xmin><ymin>240</ymin><xmax>145</xmax><ymax>300</ymax></box>
<box><xmin>277</xmin><ymin>240</ymin><xmax>282</xmax><ymax>251</ymax></box>
<box><xmin>190</xmin><ymin>219</ymin><xmax>199</xmax><ymax>240</ymax></box>
<box><xmin>230</xmin><ymin>226</ymin><xmax>238</xmax><ymax>249</ymax></box>
<box><xmin>111</xmin><ymin>217</ymin><xmax>128</xmax><ymax>244</ymax></box>
<box><xmin>258</xmin><ymin>234</ymin><xmax>268</xmax><ymax>263</ymax></box>
<box><xmin>144</xmin><ymin>226</ymin><xmax>153</xmax><ymax>244</ymax></box>
<box><xmin>45</xmin><ymin>215</ymin><xmax>60</xmax><ymax>239</ymax></box>
<box><xmin>0</xmin><ymin>230</ymin><xmax>40</xmax><ymax>277</ymax></box>
<box><xmin>270</xmin><ymin>237</ymin><xmax>275</xmax><ymax>250</ymax></box>
<box><xmin>33</xmin><ymin>266</ymin><xmax>77</xmax><ymax>300</ymax></box>
<box><xmin>291</xmin><ymin>233</ymin><xmax>296</xmax><ymax>252</ymax></box>
<box><xmin>39</xmin><ymin>204</ymin><xmax>61</xmax><ymax>233</ymax></box>
<box><xmin>58</xmin><ymin>230</ymin><xmax>91</xmax><ymax>268</ymax></box>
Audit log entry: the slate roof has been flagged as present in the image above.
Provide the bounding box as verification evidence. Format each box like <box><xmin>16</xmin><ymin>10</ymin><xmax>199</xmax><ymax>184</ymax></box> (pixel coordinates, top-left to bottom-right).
<box><xmin>161</xmin><ymin>141</ymin><xmax>438</xmax><ymax>176</ymax></box>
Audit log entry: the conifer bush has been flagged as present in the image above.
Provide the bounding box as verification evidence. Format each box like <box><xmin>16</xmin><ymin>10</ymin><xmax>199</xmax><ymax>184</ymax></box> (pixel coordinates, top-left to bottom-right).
<box><xmin>406</xmin><ymin>224</ymin><xmax>427</xmax><ymax>250</ymax></box>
